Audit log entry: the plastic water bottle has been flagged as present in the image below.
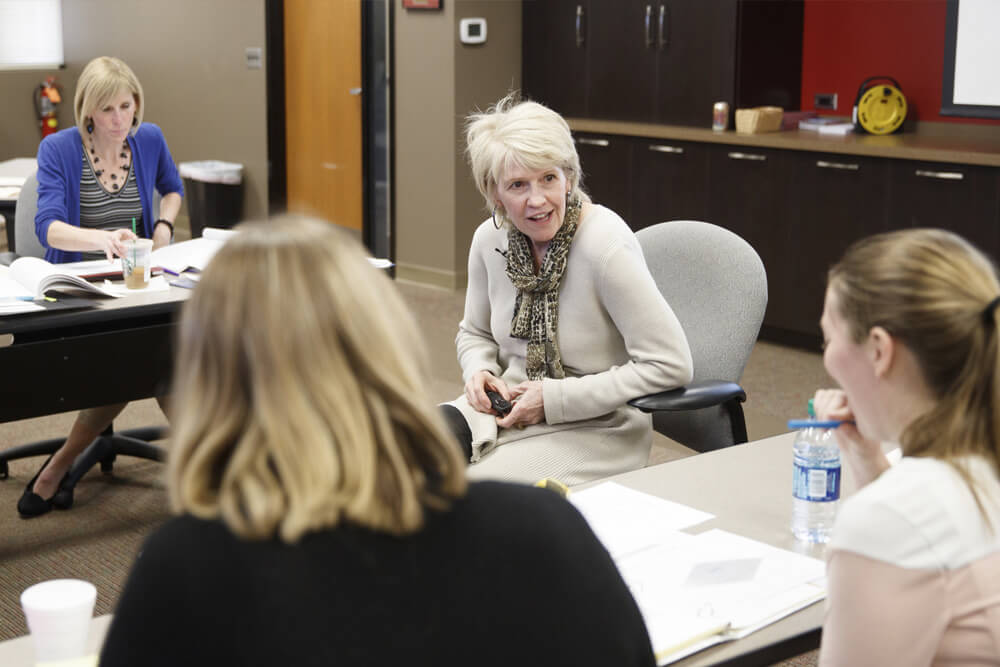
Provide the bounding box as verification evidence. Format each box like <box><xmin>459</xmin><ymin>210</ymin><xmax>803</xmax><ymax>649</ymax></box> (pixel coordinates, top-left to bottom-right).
<box><xmin>790</xmin><ymin>403</ymin><xmax>841</xmax><ymax>543</ymax></box>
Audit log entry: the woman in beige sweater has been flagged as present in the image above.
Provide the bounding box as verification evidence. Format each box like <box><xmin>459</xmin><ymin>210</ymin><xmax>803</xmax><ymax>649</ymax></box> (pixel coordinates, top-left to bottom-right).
<box><xmin>442</xmin><ymin>94</ymin><xmax>693</xmax><ymax>486</ymax></box>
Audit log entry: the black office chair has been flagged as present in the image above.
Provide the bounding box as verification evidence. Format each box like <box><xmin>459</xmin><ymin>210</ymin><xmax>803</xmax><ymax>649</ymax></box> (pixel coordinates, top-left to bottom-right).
<box><xmin>0</xmin><ymin>171</ymin><xmax>168</xmax><ymax>487</ymax></box>
<box><xmin>628</xmin><ymin>221</ymin><xmax>767</xmax><ymax>453</ymax></box>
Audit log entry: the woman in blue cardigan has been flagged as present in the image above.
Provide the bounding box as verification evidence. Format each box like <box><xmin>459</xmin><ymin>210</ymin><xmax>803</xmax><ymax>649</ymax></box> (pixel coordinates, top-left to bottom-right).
<box><xmin>18</xmin><ymin>56</ymin><xmax>183</xmax><ymax>518</ymax></box>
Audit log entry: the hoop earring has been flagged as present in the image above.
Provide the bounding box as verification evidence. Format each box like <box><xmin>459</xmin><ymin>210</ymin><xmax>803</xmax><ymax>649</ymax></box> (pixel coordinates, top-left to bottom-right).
<box><xmin>492</xmin><ymin>207</ymin><xmax>502</xmax><ymax>230</ymax></box>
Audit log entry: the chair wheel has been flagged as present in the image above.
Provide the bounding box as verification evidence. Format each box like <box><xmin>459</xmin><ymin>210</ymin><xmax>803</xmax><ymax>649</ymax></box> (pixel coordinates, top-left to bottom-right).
<box><xmin>0</xmin><ymin>460</ymin><xmax>8</xmax><ymax>480</ymax></box>
<box><xmin>100</xmin><ymin>455</ymin><xmax>116</xmax><ymax>474</ymax></box>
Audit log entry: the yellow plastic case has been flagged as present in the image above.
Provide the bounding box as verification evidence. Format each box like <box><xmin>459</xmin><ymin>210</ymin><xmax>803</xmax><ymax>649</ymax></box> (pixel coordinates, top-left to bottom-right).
<box><xmin>856</xmin><ymin>82</ymin><xmax>907</xmax><ymax>135</ymax></box>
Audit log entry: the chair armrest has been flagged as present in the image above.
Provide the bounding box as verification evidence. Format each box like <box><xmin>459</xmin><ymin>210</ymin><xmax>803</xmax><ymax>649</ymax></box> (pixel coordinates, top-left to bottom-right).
<box><xmin>0</xmin><ymin>251</ymin><xmax>17</xmax><ymax>266</ymax></box>
<box><xmin>628</xmin><ymin>380</ymin><xmax>746</xmax><ymax>413</ymax></box>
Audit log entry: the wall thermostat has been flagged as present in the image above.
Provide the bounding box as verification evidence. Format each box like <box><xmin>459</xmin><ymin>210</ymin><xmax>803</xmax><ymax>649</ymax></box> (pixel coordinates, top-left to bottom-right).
<box><xmin>459</xmin><ymin>17</ymin><xmax>487</xmax><ymax>45</ymax></box>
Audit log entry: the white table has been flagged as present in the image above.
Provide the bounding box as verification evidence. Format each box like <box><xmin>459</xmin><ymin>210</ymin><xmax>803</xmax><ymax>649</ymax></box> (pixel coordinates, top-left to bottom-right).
<box><xmin>577</xmin><ymin>431</ymin><xmax>843</xmax><ymax>666</ymax></box>
<box><xmin>0</xmin><ymin>614</ymin><xmax>109</xmax><ymax>665</ymax></box>
<box><xmin>0</xmin><ymin>432</ymin><xmax>842</xmax><ymax>666</ymax></box>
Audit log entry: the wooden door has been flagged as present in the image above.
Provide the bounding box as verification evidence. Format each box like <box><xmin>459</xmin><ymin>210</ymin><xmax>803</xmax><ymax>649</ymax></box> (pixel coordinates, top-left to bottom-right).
<box><xmin>706</xmin><ymin>144</ymin><xmax>790</xmax><ymax>334</ymax></box>
<box><xmin>522</xmin><ymin>0</ymin><xmax>589</xmax><ymax>118</ymax></box>
<box><xmin>781</xmin><ymin>152</ymin><xmax>889</xmax><ymax>339</ymax></box>
<box><xmin>887</xmin><ymin>160</ymin><xmax>1000</xmax><ymax>262</ymax></box>
<box><xmin>631</xmin><ymin>137</ymin><xmax>709</xmax><ymax>231</ymax></box>
<box><xmin>586</xmin><ymin>0</ymin><xmax>657</xmax><ymax>122</ymax></box>
<box><xmin>575</xmin><ymin>133</ymin><xmax>634</xmax><ymax>226</ymax></box>
<box><xmin>284</xmin><ymin>0</ymin><xmax>363</xmax><ymax>231</ymax></box>
<box><xmin>656</xmin><ymin>0</ymin><xmax>737</xmax><ymax>127</ymax></box>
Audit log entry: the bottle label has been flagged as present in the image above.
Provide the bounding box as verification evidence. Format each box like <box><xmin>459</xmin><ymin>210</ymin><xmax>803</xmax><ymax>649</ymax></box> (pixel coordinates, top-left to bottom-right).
<box><xmin>793</xmin><ymin>463</ymin><xmax>841</xmax><ymax>502</ymax></box>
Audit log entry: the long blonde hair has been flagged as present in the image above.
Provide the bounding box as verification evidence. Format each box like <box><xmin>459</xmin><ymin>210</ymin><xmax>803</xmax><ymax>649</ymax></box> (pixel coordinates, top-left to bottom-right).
<box><xmin>74</xmin><ymin>56</ymin><xmax>145</xmax><ymax>137</ymax></box>
<box><xmin>829</xmin><ymin>228</ymin><xmax>1000</xmax><ymax>504</ymax></box>
<box><xmin>466</xmin><ymin>92</ymin><xmax>590</xmax><ymax>219</ymax></box>
<box><xmin>167</xmin><ymin>215</ymin><xmax>467</xmax><ymax>542</ymax></box>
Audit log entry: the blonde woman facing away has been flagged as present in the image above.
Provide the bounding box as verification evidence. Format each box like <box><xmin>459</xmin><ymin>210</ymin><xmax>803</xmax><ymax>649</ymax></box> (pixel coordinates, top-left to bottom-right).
<box><xmin>813</xmin><ymin>229</ymin><xmax>1000</xmax><ymax>665</ymax></box>
<box><xmin>99</xmin><ymin>216</ymin><xmax>656</xmax><ymax>667</ymax></box>
<box><xmin>441</xmin><ymin>94</ymin><xmax>693</xmax><ymax>485</ymax></box>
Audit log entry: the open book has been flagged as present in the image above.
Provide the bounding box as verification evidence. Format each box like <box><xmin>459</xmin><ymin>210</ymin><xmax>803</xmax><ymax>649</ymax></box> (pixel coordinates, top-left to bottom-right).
<box><xmin>151</xmin><ymin>227</ymin><xmax>236</xmax><ymax>275</ymax></box>
<box><xmin>570</xmin><ymin>483</ymin><xmax>826</xmax><ymax>665</ymax></box>
<box><xmin>0</xmin><ymin>256</ymin><xmax>119</xmax><ymax>300</ymax></box>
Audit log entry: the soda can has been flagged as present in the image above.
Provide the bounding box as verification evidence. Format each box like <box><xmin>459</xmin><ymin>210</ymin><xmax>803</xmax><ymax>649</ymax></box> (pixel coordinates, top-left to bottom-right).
<box><xmin>712</xmin><ymin>101</ymin><xmax>729</xmax><ymax>131</ymax></box>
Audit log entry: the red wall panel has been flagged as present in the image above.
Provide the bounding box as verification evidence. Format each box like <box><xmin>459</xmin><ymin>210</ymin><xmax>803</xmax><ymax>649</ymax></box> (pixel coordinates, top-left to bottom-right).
<box><xmin>800</xmin><ymin>0</ymin><xmax>1000</xmax><ymax>126</ymax></box>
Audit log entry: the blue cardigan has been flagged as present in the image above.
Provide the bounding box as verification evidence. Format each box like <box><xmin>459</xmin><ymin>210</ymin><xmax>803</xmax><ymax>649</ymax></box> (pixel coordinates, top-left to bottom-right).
<box><xmin>35</xmin><ymin>124</ymin><xmax>184</xmax><ymax>263</ymax></box>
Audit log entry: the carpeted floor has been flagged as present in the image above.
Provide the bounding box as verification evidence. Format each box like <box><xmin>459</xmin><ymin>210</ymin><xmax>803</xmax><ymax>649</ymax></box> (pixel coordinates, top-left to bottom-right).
<box><xmin>0</xmin><ymin>279</ymin><xmax>830</xmax><ymax>664</ymax></box>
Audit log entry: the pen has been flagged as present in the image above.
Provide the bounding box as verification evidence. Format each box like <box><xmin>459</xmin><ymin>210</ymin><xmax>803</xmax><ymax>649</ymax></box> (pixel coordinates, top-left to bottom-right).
<box><xmin>787</xmin><ymin>419</ymin><xmax>853</xmax><ymax>429</ymax></box>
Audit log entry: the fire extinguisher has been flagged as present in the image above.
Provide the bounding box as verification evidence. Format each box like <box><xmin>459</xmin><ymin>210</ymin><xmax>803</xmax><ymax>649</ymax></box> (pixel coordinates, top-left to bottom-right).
<box><xmin>34</xmin><ymin>76</ymin><xmax>62</xmax><ymax>139</ymax></box>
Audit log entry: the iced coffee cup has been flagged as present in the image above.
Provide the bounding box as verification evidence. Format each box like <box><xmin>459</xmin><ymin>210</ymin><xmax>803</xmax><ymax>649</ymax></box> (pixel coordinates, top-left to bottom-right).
<box><xmin>121</xmin><ymin>238</ymin><xmax>154</xmax><ymax>289</ymax></box>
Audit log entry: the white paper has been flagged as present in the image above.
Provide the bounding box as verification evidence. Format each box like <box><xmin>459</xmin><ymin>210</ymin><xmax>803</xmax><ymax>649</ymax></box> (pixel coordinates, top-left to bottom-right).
<box><xmin>0</xmin><ymin>265</ymin><xmax>32</xmax><ymax>298</ymax></box>
<box><xmin>611</xmin><ymin>529</ymin><xmax>826</xmax><ymax>665</ymax></box>
<box><xmin>202</xmin><ymin>227</ymin><xmax>239</xmax><ymax>241</ymax></box>
<box><xmin>6</xmin><ymin>257</ymin><xmax>119</xmax><ymax>297</ymax></box>
<box><xmin>570</xmin><ymin>482</ymin><xmax>714</xmax><ymax>558</ymax></box>
<box><xmin>817</xmin><ymin>122</ymin><xmax>856</xmax><ymax>136</ymax></box>
<box><xmin>102</xmin><ymin>275</ymin><xmax>171</xmax><ymax>296</ymax></box>
<box><xmin>151</xmin><ymin>237</ymin><xmax>224</xmax><ymax>274</ymax></box>
<box><xmin>0</xmin><ymin>299</ymin><xmax>44</xmax><ymax>314</ymax></box>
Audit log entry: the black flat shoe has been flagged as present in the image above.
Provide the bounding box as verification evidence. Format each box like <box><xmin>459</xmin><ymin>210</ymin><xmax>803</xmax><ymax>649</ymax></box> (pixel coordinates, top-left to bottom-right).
<box><xmin>17</xmin><ymin>455</ymin><xmax>70</xmax><ymax>518</ymax></box>
<box><xmin>53</xmin><ymin>479</ymin><xmax>74</xmax><ymax>510</ymax></box>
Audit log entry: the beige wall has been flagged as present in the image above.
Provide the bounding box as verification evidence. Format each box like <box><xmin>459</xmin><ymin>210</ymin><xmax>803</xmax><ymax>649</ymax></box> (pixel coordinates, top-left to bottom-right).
<box><xmin>0</xmin><ymin>0</ymin><xmax>269</xmax><ymax>226</ymax></box>
<box><xmin>2</xmin><ymin>0</ymin><xmax>518</xmax><ymax>282</ymax></box>
<box><xmin>395</xmin><ymin>0</ymin><xmax>521</xmax><ymax>288</ymax></box>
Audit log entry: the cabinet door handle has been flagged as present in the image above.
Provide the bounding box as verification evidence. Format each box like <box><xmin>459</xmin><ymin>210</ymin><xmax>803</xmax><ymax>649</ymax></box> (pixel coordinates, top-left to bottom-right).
<box><xmin>645</xmin><ymin>5</ymin><xmax>654</xmax><ymax>49</ymax></box>
<box><xmin>816</xmin><ymin>160</ymin><xmax>859</xmax><ymax>171</ymax></box>
<box><xmin>658</xmin><ymin>5</ymin><xmax>668</xmax><ymax>49</ymax></box>
<box><xmin>575</xmin><ymin>5</ymin><xmax>585</xmax><ymax>48</ymax></box>
<box><xmin>577</xmin><ymin>137</ymin><xmax>610</xmax><ymax>147</ymax></box>
<box><xmin>915</xmin><ymin>169</ymin><xmax>964</xmax><ymax>181</ymax></box>
<box><xmin>648</xmin><ymin>144</ymin><xmax>684</xmax><ymax>154</ymax></box>
<box><xmin>727</xmin><ymin>151</ymin><xmax>767</xmax><ymax>162</ymax></box>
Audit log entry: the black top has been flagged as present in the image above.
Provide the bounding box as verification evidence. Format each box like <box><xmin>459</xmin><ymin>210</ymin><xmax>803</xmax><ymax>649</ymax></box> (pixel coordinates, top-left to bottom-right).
<box><xmin>100</xmin><ymin>481</ymin><xmax>655</xmax><ymax>666</ymax></box>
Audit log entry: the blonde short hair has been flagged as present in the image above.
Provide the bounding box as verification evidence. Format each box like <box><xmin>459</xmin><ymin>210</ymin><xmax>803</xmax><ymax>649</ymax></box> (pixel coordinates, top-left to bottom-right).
<box><xmin>466</xmin><ymin>92</ymin><xmax>590</xmax><ymax>217</ymax></box>
<box><xmin>167</xmin><ymin>215</ymin><xmax>467</xmax><ymax>543</ymax></box>
<box><xmin>73</xmin><ymin>56</ymin><xmax>145</xmax><ymax>137</ymax></box>
<box><xmin>829</xmin><ymin>228</ymin><xmax>1000</xmax><ymax>510</ymax></box>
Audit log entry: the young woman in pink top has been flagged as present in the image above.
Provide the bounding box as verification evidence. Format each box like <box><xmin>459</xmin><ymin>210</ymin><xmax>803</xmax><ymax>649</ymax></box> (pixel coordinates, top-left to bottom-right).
<box><xmin>814</xmin><ymin>228</ymin><xmax>1000</xmax><ymax>665</ymax></box>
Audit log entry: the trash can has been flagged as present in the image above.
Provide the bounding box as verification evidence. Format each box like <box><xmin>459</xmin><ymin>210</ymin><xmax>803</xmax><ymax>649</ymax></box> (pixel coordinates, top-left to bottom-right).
<box><xmin>178</xmin><ymin>161</ymin><xmax>244</xmax><ymax>238</ymax></box>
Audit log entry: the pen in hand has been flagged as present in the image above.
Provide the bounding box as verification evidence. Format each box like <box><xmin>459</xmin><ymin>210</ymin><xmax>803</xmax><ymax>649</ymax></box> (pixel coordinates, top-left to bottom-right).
<box><xmin>787</xmin><ymin>419</ymin><xmax>854</xmax><ymax>430</ymax></box>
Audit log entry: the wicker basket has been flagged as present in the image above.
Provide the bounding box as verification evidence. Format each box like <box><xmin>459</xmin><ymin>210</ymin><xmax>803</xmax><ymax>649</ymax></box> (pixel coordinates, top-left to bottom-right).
<box><xmin>735</xmin><ymin>106</ymin><xmax>784</xmax><ymax>134</ymax></box>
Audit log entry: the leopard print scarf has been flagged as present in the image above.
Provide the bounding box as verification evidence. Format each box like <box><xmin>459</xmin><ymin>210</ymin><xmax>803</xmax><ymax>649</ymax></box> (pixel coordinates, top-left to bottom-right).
<box><xmin>505</xmin><ymin>195</ymin><xmax>582</xmax><ymax>380</ymax></box>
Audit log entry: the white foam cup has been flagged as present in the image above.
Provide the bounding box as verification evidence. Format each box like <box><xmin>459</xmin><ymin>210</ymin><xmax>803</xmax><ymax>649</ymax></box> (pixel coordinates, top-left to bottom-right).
<box><xmin>20</xmin><ymin>579</ymin><xmax>97</xmax><ymax>662</ymax></box>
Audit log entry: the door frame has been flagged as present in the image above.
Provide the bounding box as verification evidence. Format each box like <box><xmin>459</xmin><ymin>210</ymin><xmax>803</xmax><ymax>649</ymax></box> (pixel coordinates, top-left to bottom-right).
<box><xmin>264</xmin><ymin>0</ymin><xmax>393</xmax><ymax>258</ymax></box>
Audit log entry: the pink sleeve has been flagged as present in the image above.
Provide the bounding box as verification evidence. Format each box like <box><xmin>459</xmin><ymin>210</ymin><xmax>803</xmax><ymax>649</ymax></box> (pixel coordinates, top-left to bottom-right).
<box><xmin>818</xmin><ymin>549</ymin><xmax>948</xmax><ymax>667</ymax></box>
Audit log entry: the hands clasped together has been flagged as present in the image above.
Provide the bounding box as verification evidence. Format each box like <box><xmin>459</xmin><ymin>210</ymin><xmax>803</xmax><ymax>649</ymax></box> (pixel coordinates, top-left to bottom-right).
<box><xmin>465</xmin><ymin>370</ymin><xmax>544</xmax><ymax>429</ymax></box>
<box><xmin>811</xmin><ymin>388</ymin><xmax>891</xmax><ymax>487</ymax></box>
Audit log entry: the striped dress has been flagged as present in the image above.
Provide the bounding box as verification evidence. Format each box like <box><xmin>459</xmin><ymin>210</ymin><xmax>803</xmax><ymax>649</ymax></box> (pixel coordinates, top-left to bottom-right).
<box><xmin>78</xmin><ymin>148</ymin><xmax>143</xmax><ymax>260</ymax></box>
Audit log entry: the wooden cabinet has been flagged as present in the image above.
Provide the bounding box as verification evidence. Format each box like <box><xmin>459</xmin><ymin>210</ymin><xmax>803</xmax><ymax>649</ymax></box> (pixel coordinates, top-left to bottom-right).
<box><xmin>586</xmin><ymin>1</ymin><xmax>657</xmax><ymax>122</ymax></box>
<box><xmin>631</xmin><ymin>137</ymin><xmax>710</xmax><ymax>230</ymax></box>
<box><xmin>571</xmin><ymin>126</ymin><xmax>1000</xmax><ymax>348</ymax></box>
<box><xmin>575</xmin><ymin>133</ymin><xmax>709</xmax><ymax>231</ymax></box>
<box><xmin>707</xmin><ymin>145</ymin><xmax>790</xmax><ymax>333</ymax></box>
<box><xmin>521</xmin><ymin>0</ymin><xmax>589</xmax><ymax>117</ymax></box>
<box><xmin>887</xmin><ymin>159</ymin><xmax>1000</xmax><ymax>261</ymax></box>
<box><xmin>781</xmin><ymin>152</ymin><xmax>890</xmax><ymax>339</ymax></box>
<box><xmin>522</xmin><ymin>0</ymin><xmax>802</xmax><ymax>128</ymax></box>
<box><xmin>574</xmin><ymin>133</ymin><xmax>635</xmax><ymax>224</ymax></box>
